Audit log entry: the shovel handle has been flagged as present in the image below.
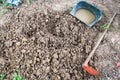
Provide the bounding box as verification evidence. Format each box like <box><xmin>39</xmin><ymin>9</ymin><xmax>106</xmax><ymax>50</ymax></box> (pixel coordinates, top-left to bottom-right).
<box><xmin>83</xmin><ymin>13</ymin><xmax>117</xmax><ymax>66</ymax></box>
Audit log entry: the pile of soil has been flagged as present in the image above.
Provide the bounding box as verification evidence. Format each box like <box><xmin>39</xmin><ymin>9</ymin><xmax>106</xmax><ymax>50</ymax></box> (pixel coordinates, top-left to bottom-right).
<box><xmin>0</xmin><ymin>5</ymin><xmax>100</xmax><ymax>80</ymax></box>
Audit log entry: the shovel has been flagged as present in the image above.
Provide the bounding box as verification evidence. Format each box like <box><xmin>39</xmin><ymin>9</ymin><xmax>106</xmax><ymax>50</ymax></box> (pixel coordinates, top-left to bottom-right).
<box><xmin>82</xmin><ymin>13</ymin><xmax>117</xmax><ymax>76</ymax></box>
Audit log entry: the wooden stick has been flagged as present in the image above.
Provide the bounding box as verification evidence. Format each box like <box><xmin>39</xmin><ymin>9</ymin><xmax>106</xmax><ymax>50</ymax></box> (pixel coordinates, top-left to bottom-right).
<box><xmin>83</xmin><ymin>13</ymin><xmax>117</xmax><ymax>66</ymax></box>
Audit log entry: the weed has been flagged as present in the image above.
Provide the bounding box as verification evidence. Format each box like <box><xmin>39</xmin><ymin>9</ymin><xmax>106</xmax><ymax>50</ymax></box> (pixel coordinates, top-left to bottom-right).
<box><xmin>101</xmin><ymin>23</ymin><xmax>120</xmax><ymax>31</ymax></box>
<box><xmin>0</xmin><ymin>0</ymin><xmax>5</xmax><ymax>4</ymax></box>
<box><xmin>0</xmin><ymin>74</ymin><xmax>4</xmax><ymax>80</ymax></box>
<box><xmin>29</xmin><ymin>0</ymin><xmax>33</xmax><ymax>3</ymax></box>
<box><xmin>0</xmin><ymin>0</ymin><xmax>12</xmax><ymax>16</ymax></box>
<box><xmin>101</xmin><ymin>24</ymin><xmax>109</xmax><ymax>30</ymax></box>
<box><xmin>13</xmin><ymin>72</ymin><xmax>24</xmax><ymax>80</ymax></box>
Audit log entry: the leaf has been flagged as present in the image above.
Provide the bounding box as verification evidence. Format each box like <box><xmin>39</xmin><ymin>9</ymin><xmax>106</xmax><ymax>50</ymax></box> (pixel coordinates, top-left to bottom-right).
<box><xmin>0</xmin><ymin>74</ymin><xmax>4</xmax><ymax>80</ymax></box>
<box><xmin>13</xmin><ymin>73</ymin><xmax>24</xmax><ymax>80</ymax></box>
<box><xmin>3</xmin><ymin>2</ymin><xmax>13</xmax><ymax>9</ymax></box>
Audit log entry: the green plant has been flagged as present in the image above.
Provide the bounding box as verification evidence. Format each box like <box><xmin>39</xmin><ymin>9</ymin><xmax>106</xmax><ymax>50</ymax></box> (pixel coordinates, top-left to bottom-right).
<box><xmin>0</xmin><ymin>74</ymin><xmax>4</xmax><ymax>80</ymax></box>
<box><xmin>0</xmin><ymin>0</ymin><xmax>12</xmax><ymax>16</ymax></box>
<box><xmin>101</xmin><ymin>24</ymin><xmax>109</xmax><ymax>30</ymax></box>
<box><xmin>29</xmin><ymin>0</ymin><xmax>33</xmax><ymax>3</ymax></box>
<box><xmin>0</xmin><ymin>0</ymin><xmax>13</xmax><ymax>8</ymax></box>
<box><xmin>0</xmin><ymin>0</ymin><xmax>5</xmax><ymax>4</ymax></box>
<box><xmin>13</xmin><ymin>72</ymin><xmax>24</xmax><ymax>80</ymax></box>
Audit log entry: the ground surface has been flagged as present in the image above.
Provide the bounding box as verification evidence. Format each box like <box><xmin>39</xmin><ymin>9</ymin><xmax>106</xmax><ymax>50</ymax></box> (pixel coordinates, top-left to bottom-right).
<box><xmin>0</xmin><ymin>0</ymin><xmax>120</xmax><ymax>80</ymax></box>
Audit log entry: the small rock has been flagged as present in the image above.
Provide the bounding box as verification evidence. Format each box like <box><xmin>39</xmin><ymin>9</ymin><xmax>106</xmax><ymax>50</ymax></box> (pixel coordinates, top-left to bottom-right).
<box><xmin>5</xmin><ymin>40</ymin><xmax>13</xmax><ymax>47</ymax></box>
<box><xmin>40</xmin><ymin>38</ymin><xmax>45</xmax><ymax>43</ymax></box>
<box><xmin>55</xmin><ymin>15</ymin><xmax>60</xmax><ymax>19</ymax></box>
<box><xmin>46</xmin><ymin>58</ymin><xmax>50</xmax><ymax>63</ymax></box>
<box><xmin>46</xmin><ymin>67</ymin><xmax>50</xmax><ymax>73</ymax></box>
<box><xmin>53</xmin><ymin>53</ymin><xmax>58</xmax><ymax>59</ymax></box>
<box><xmin>36</xmin><ymin>58</ymin><xmax>40</xmax><ymax>61</ymax></box>
<box><xmin>89</xmin><ymin>60</ymin><xmax>94</xmax><ymax>65</ymax></box>
<box><xmin>37</xmin><ymin>49</ymin><xmax>41</xmax><ymax>53</ymax></box>
<box><xmin>45</xmin><ymin>19</ymin><xmax>48</xmax><ymax>22</ymax></box>
<box><xmin>26</xmin><ymin>63</ymin><xmax>30</xmax><ymax>67</ymax></box>
<box><xmin>85</xmin><ymin>45</ymin><xmax>91</xmax><ymax>53</ymax></box>
<box><xmin>31</xmin><ymin>37</ymin><xmax>35</xmax><ymax>41</ymax></box>
<box><xmin>53</xmin><ymin>59</ymin><xmax>59</xmax><ymax>67</ymax></box>
<box><xmin>36</xmin><ymin>69</ymin><xmax>41</xmax><ymax>75</ymax></box>
<box><xmin>16</xmin><ymin>42</ymin><xmax>21</xmax><ymax>46</ymax></box>
<box><xmin>21</xmin><ymin>49</ymin><xmax>26</xmax><ymax>53</ymax></box>
<box><xmin>22</xmin><ymin>38</ymin><xmax>27</xmax><ymax>42</ymax></box>
<box><xmin>16</xmin><ymin>65</ymin><xmax>19</xmax><ymax>68</ymax></box>
<box><xmin>53</xmin><ymin>68</ymin><xmax>58</xmax><ymax>73</ymax></box>
<box><xmin>56</xmin><ymin>27</ymin><xmax>60</xmax><ymax>33</ymax></box>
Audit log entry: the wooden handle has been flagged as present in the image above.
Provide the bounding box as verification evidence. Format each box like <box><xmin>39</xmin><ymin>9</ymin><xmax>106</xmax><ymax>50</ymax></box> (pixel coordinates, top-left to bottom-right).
<box><xmin>83</xmin><ymin>13</ymin><xmax>117</xmax><ymax>66</ymax></box>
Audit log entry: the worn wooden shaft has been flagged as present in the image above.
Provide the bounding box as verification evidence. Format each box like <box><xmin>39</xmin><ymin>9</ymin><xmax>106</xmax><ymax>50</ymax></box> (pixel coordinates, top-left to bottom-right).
<box><xmin>83</xmin><ymin>13</ymin><xmax>117</xmax><ymax>66</ymax></box>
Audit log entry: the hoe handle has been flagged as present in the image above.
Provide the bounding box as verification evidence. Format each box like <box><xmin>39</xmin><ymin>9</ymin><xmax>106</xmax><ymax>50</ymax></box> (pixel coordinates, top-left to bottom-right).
<box><xmin>83</xmin><ymin>13</ymin><xmax>117</xmax><ymax>66</ymax></box>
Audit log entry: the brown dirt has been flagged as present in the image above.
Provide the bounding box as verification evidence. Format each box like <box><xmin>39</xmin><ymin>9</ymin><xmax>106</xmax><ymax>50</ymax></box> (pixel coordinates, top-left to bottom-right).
<box><xmin>0</xmin><ymin>0</ymin><xmax>120</xmax><ymax>80</ymax></box>
<box><xmin>0</xmin><ymin>2</ymin><xmax>100</xmax><ymax>80</ymax></box>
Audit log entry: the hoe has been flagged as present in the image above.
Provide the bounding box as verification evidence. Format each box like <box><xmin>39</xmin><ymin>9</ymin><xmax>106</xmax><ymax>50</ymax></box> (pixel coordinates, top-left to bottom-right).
<box><xmin>82</xmin><ymin>13</ymin><xmax>117</xmax><ymax>76</ymax></box>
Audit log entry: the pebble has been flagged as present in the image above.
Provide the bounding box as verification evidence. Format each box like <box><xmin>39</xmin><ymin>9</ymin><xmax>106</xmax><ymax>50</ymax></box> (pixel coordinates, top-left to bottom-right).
<box><xmin>16</xmin><ymin>42</ymin><xmax>21</xmax><ymax>46</ymax></box>
<box><xmin>22</xmin><ymin>38</ymin><xmax>27</xmax><ymax>42</ymax></box>
<box><xmin>5</xmin><ymin>40</ymin><xmax>13</xmax><ymax>47</ymax></box>
<box><xmin>46</xmin><ymin>67</ymin><xmax>50</xmax><ymax>73</ymax></box>
<box><xmin>21</xmin><ymin>49</ymin><xmax>26</xmax><ymax>53</ymax></box>
<box><xmin>46</xmin><ymin>58</ymin><xmax>50</xmax><ymax>63</ymax></box>
<box><xmin>45</xmin><ymin>19</ymin><xmax>48</xmax><ymax>22</ymax></box>
<box><xmin>36</xmin><ymin>69</ymin><xmax>41</xmax><ymax>75</ymax></box>
<box><xmin>40</xmin><ymin>38</ymin><xmax>46</xmax><ymax>43</ymax></box>
<box><xmin>31</xmin><ymin>37</ymin><xmax>35</xmax><ymax>41</ymax></box>
<box><xmin>36</xmin><ymin>58</ymin><xmax>40</xmax><ymax>62</ymax></box>
<box><xmin>55</xmin><ymin>15</ymin><xmax>60</xmax><ymax>19</ymax></box>
<box><xmin>53</xmin><ymin>59</ymin><xmax>59</xmax><ymax>67</ymax></box>
<box><xmin>53</xmin><ymin>68</ymin><xmax>58</xmax><ymax>73</ymax></box>
<box><xmin>37</xmin><ymin>49</ymin><xmax>41</xmax><ymax>53</ymax></box>
<box><xmin>53</xmin><ymin>53</ymin><xmax>58</xmax><ymax>59</ymax></box>
<box><xmin>16</xmin><ymin>65</ymin><xmax>19</xmax><ymax>68</ymax></box>
<box><xmin>85</xmin><ymin>45</ymin><xmax>91</xmax><ymax>53</ymax></box>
